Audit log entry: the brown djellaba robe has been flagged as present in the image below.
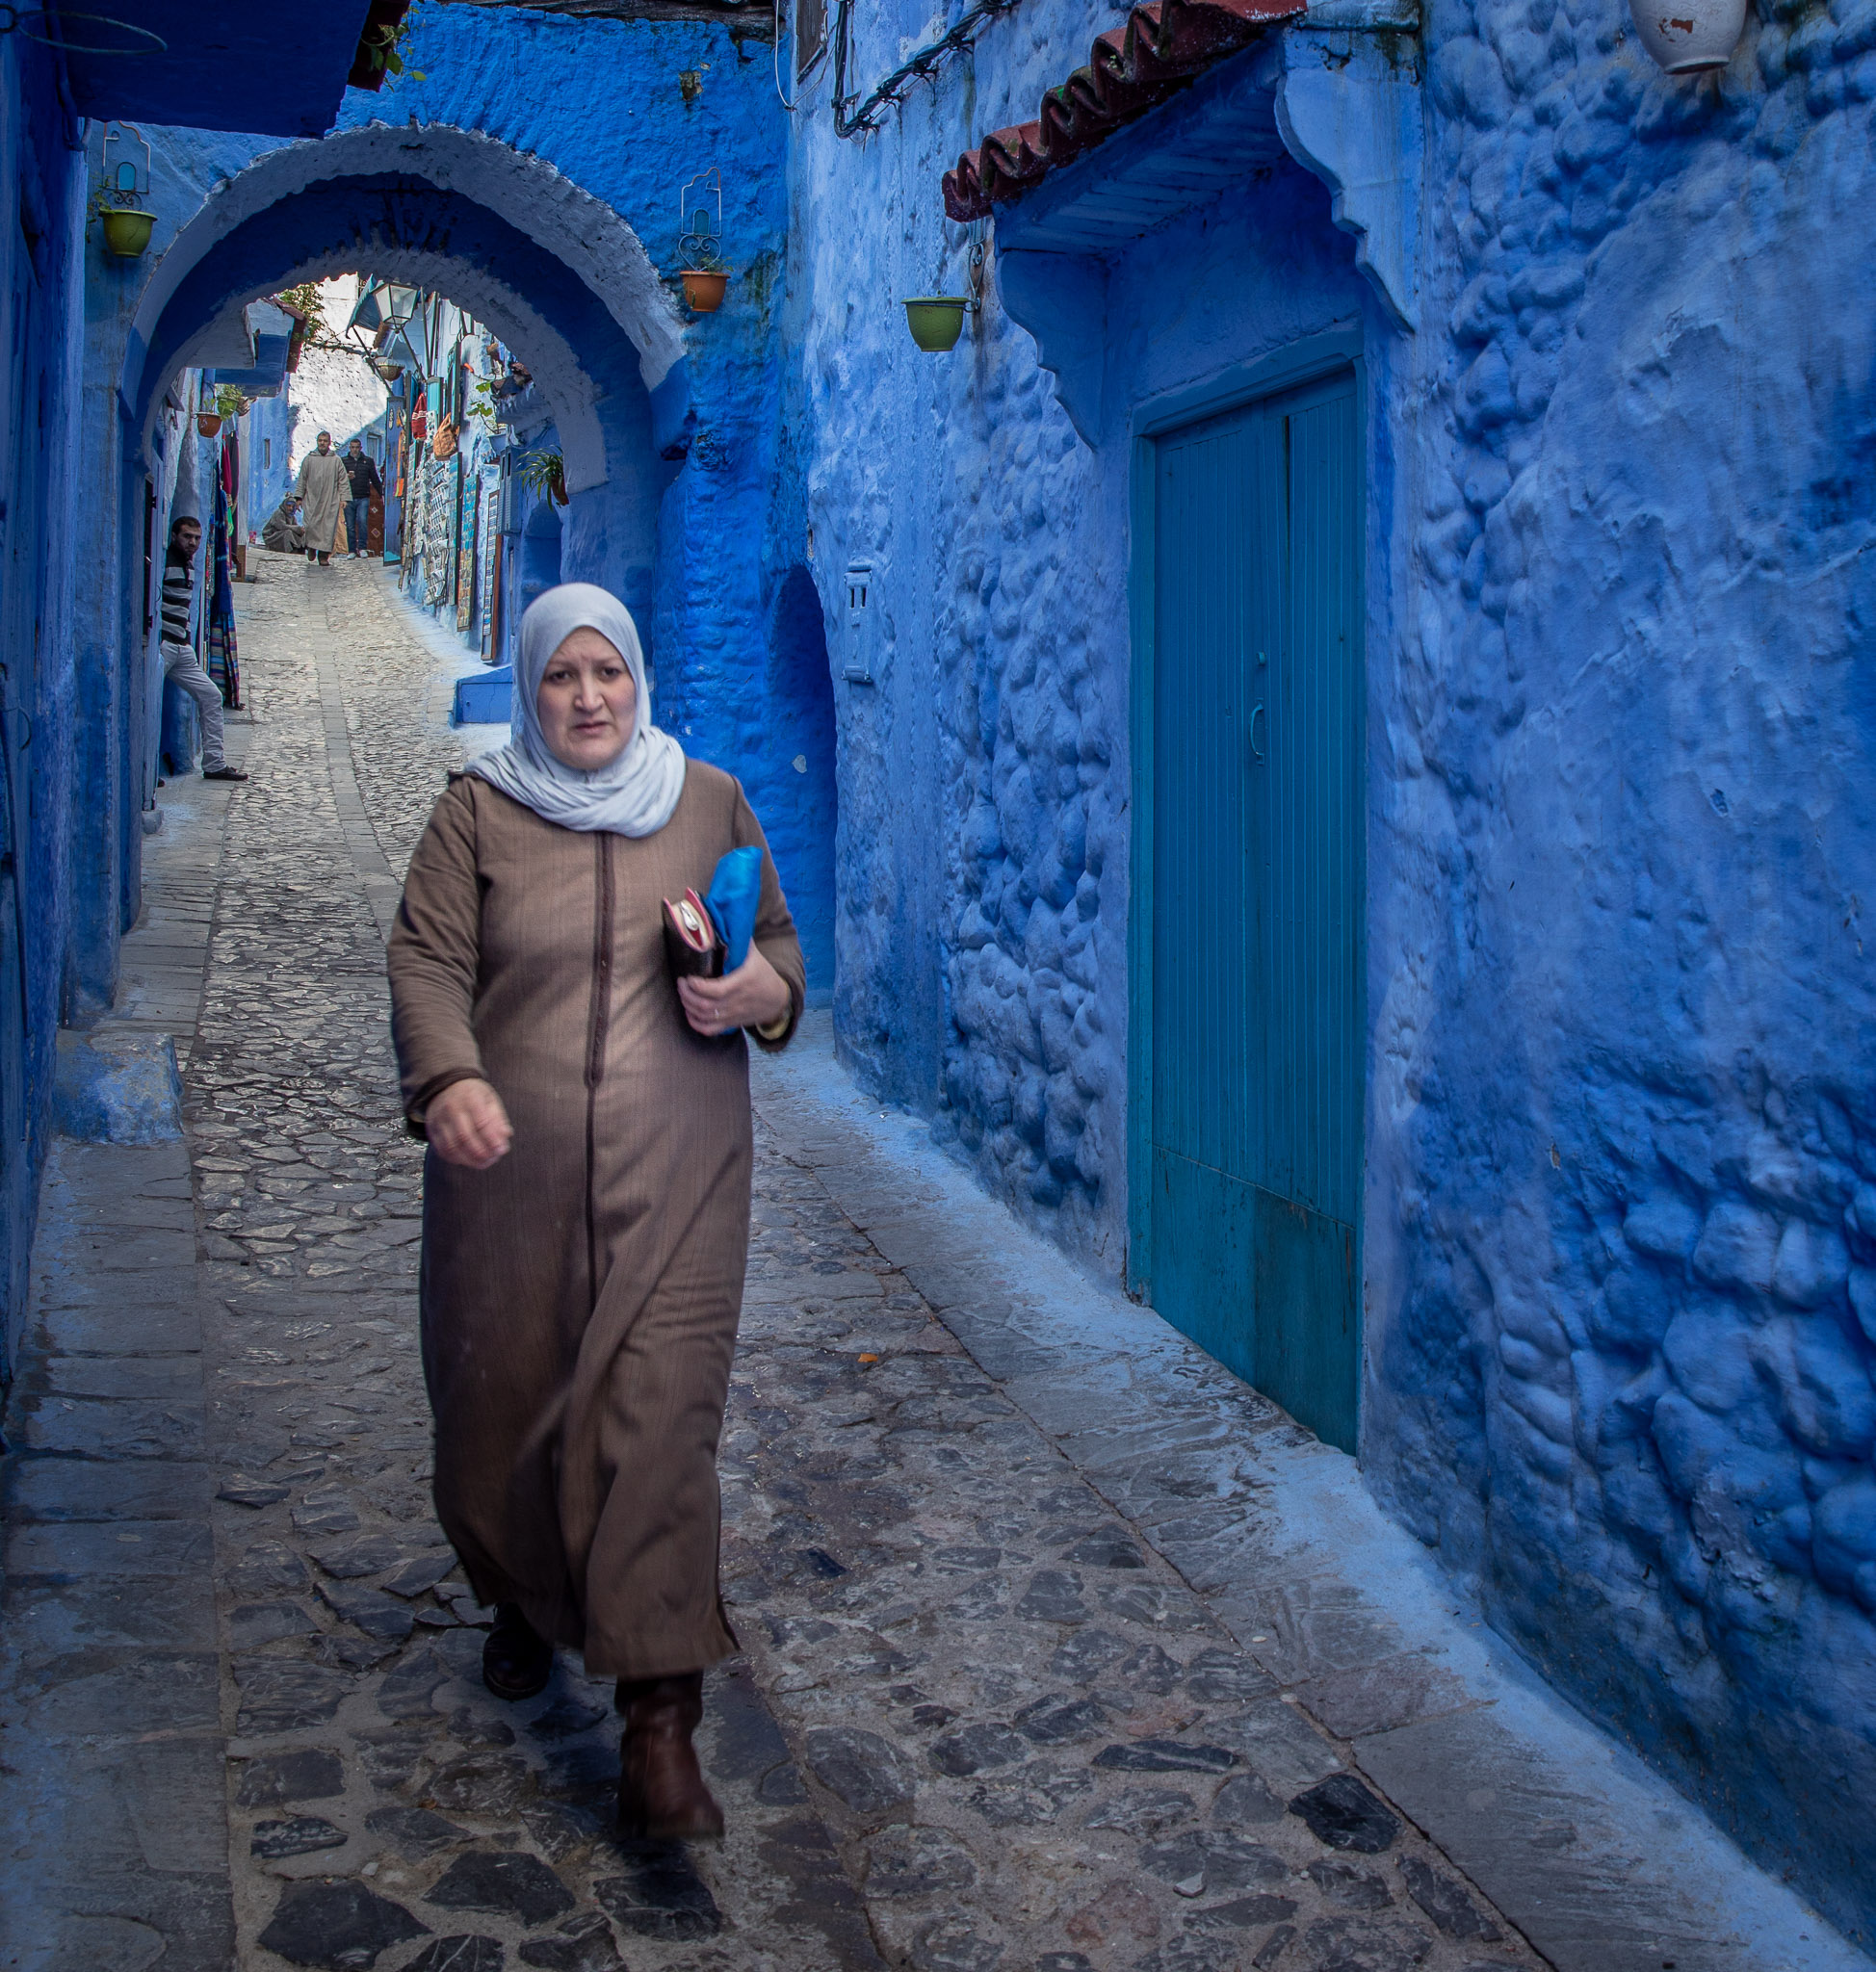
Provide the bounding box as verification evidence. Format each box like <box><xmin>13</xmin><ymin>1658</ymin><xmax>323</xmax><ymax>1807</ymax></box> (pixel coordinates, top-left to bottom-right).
<box><xmin>386</xmin><ymin>762</ymin><xmax>804</xmax><ymax>1678</ymax></box>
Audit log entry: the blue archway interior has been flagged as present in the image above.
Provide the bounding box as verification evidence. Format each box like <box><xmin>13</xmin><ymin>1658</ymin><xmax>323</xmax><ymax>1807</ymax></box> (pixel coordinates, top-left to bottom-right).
<box><xmin>134</xmin><ymin>178</ymin><xmax>675</xmax><ymax>645</ymax></box>
<box><xmin>764</xmin><ymin>564</ymin><xmax>837</xmax><ymax>997</ymax></box>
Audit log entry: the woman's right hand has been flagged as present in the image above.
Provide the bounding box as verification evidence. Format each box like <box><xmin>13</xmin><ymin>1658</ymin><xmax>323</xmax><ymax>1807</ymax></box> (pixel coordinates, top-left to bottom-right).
<box><xmin>425</xmin><ymin>1078</ymin><xmax>514</xmax><ymax>1169</ymax></box>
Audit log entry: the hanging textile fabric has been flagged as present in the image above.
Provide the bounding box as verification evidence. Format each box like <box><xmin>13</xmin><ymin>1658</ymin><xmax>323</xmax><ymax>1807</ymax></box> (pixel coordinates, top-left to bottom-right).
<box><xmin>207</xmin><ymin>441</ymin><xmax>242</xmax><ymax>709</ymax></box>
<box><xmin>423</xmin><ymin>453</ymin><xmax>454</xmax><ymax>607</ymax></box>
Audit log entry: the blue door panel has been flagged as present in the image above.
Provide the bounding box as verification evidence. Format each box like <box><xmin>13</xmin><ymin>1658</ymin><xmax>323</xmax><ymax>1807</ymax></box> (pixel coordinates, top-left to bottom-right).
<box><xmin>1150</xmin><ymin>1145</ymin><xmax>1260</xmax><ymax>1391</ymax></box>
<box><xmin>1255</xmin><ymin>1184</ymin><xmax>1360</xmax><ymax>1446</ymax></box>
<box><xmin>1146</xmin><ymin>364</ymin><xmax>1363</xmax><ymax>1453</ymax></box>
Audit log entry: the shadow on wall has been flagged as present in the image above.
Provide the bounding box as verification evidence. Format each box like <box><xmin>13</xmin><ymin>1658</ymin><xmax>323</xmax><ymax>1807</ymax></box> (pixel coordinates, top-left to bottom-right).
<box><xmin>765</xmin><ymin>564</ymin><xmax>836</xmax><ymax>998</ymax></box>
<box><xmin>159</xmin><ymin>681</ymin><xmax>201</xmax><ymax>778</ymax></box>
<box><xmin>519</xmin><ymin>497</ymin><xmax>562</xmax><ymax>617</ymax></box>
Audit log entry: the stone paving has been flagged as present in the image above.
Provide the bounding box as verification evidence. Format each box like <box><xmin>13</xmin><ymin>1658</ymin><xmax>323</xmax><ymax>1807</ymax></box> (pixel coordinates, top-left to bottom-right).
<box><xmin>1</xmin><ymin>557</ymin><xmax>1860</xmax><ymax>1972</ymax></box>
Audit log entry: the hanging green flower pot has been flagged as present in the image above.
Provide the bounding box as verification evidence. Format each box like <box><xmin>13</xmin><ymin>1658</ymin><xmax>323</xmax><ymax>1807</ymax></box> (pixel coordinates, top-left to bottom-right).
<box><xmin>100</xmin><ymin>209</ymin><xmax>155</xmax><ymax>258</ymax></box>
<box><xmin>903</xmin><ymin>298</ymin><xmax>969</xmax><ymax>353</ymax></box>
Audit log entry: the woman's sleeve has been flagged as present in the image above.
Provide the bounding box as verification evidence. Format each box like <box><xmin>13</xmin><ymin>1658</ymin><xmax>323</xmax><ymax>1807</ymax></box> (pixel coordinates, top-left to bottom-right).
<box><xmin>731</xmin><ymin>782</ymin><xmax>808</xmax><ymax>1052</ymax></box>
<box><xmin>387</xmin><ymin>781</ymin><xmax>487</xmax><ymax>1132</ymax></box>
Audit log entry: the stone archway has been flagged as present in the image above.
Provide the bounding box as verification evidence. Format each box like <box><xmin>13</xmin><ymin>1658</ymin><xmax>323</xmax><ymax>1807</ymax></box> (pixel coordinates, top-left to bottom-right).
<box><xmin>126</xmin><ymin>123</ymin><xmax>689</xmax><ymax>495</ymax></box>
<box><xmin>65</xmin><ymin>122</ymin><xmax>702</xmax><ymax>1019</ymax></box>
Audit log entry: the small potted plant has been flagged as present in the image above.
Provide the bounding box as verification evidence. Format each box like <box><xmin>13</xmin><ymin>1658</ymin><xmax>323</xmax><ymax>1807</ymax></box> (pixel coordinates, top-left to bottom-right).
<box><xmin>679</xmin><ymin>233</ymin><xmax>729</xmax><ymax>314</ymax></box>
<box><xmin>195</xmin><ymin>384</ymin><xmax>241</xmax><ymax>436</ymax></box>
<box><xmin>101</xmin><ymin>205</ymin><xmax>155</xmax><ymax>257</ymax></box>
<box><xmin>521</xmin><ymin>446</ymin><xmax>568</xmax><ymax>507</ymax></box>
<box><xmin>675</xmin><ymin>169</ymin><xmax>730</xmax><ymax>314</ymax></box>
<box><xmin>1629</xmin><ymin>0</ymin><xmax>1747</xmax><ymax>69</ymax></box>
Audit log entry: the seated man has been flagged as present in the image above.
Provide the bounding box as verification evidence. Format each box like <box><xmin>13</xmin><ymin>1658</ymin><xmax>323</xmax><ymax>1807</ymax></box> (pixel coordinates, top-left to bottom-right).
<box><xmin>261</xmin><ymin>497</ymin><xmax>304</xmax><ymax>555</ymax></box>
<box><xmin>160</xmin><ymin>514</ymin><xmax>248</xmax><ymax>783</ymax></box>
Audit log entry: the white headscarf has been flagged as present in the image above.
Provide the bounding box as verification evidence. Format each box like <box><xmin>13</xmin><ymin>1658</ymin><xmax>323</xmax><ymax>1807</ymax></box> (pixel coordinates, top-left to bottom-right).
<box><xmin>466</xmin><ymin>583</ymin><xmax>686</xmax><ymax>837</ymax></box>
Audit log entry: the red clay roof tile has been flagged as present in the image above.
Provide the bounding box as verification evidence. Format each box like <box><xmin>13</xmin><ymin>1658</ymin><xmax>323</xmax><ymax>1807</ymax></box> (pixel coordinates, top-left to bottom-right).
<box><xmin>943</xmin><ymin>0</ymin><xmax>1307</xmax><ymax>221</ymax></box>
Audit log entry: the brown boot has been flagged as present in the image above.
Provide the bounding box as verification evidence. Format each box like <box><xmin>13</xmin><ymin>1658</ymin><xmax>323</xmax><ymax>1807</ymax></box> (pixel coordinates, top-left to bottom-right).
<box><xmin>615</xmin><ymin>1673</ymin><xmax>723</xmax><ymax>1841</ymax></box>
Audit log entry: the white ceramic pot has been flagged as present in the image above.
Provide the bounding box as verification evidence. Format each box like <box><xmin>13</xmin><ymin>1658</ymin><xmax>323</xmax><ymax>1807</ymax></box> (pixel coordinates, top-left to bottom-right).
<box><xmin>1630</xmin><ymin>0</ymin><xmax>1748</xmax><ymax>72</ymax></box>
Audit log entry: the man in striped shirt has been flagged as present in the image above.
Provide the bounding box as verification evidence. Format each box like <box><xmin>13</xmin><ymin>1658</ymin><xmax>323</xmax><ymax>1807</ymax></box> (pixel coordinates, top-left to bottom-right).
<box><xmin>161</xmin><ymin>514</ymin><xmax>247</xmax><ymax>783</ymax></box>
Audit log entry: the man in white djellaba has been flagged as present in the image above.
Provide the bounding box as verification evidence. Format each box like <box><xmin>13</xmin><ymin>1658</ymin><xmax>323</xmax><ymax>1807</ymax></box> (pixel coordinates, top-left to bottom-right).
<box><xmin>294</xmin><ymin>429</ymin><xmax>349</xmax><ymax>567</ymax></box>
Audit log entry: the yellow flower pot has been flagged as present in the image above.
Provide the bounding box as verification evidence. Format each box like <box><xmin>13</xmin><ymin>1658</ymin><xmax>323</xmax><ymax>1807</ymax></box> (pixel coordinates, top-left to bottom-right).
<box><xmin>101</xmin><ymin>209</ymin><xmax>155</xmax><ymax>258</ymax></box>
<box><xmin>903</xmin><ymin>298</ymin><xmax>969</xmax><ymax>352</ymax></box>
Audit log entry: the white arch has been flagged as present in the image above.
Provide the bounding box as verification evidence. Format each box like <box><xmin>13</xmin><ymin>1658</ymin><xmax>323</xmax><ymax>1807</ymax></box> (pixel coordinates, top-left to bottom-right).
<box><xmin>132</xmin><ymin>122</ymin><xmax>684</xmax><ymax>390</ymax></box>
<box><xmin>129</xmin><ymin>124</ymin><xmax>687</xmax><ymax>498</ymax></box>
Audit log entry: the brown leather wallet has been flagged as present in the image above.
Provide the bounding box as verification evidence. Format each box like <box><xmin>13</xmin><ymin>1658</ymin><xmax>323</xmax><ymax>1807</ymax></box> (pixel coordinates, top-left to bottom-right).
<box><xmin>662</xmin><ymin>889</ymin><xmax>725</xmax><ymax>980</ymax></box>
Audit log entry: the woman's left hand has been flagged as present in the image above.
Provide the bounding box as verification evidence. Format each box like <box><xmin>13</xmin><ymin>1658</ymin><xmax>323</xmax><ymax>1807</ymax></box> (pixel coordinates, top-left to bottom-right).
<box><xmin>679</xmin><ymin>945</ymin><xmax>792</xmax><ymax>1036</ymax></box>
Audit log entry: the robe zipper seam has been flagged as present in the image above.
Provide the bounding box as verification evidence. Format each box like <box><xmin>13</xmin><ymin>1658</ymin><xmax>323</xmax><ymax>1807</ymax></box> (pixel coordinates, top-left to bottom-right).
<box><xmin>586</xmin><ymin>832</ymin><xmax>613</xmax><ymax>1315</ymax></box>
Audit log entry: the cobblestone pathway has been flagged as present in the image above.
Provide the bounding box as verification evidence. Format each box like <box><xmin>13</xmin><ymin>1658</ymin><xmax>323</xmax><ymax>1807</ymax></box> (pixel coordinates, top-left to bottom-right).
<box><xmin>7</xmin><ymin>558</ymin><xmax>1847</xmax><ymax>1972</ymax></box>
<box><xmin>194</xmin><ymin>561</ymin><xmax>1539</xmax><ymax>1972</ymax></box>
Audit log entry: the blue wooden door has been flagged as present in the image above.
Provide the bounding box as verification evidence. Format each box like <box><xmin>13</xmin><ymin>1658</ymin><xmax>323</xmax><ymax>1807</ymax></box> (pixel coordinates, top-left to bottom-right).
<box><xmin>1145</xmin><ymin>368</ymin><xmax>1363</xmax><ymax>1451</ymax></box>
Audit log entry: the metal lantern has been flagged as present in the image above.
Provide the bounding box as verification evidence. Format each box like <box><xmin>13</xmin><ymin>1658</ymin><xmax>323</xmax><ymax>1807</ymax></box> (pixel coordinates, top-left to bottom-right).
<box><xmin>349</xmin><ymin>278</ymin><xmax>390</xmax><ymax>334</ymax></box>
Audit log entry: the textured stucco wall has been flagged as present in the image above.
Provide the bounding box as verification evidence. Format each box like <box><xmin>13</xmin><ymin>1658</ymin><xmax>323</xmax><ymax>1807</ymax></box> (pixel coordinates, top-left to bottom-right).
<box><xmin>785</xmin><ymin>0</ymin><xmax>1876</xmax><ymax>1939</ymax></box>
<box><xmin>1361</xmin><ymin>0</ymin><xmax>1876</xmax><ymax>1934</ymax></box>
<box><xmin>248</xmin><ymin>392</ymin><xmax>298</xmax><ymax>524</ymax></box>
<box><xmin>786</xmin><ymin>3</ymin><xmax>1137</xmax><ymax>1233</ymax></box>
<box><xmin>0</xmin><ymin>39</ymin><xmax>88</xmax><ymax>1378</ymax></box>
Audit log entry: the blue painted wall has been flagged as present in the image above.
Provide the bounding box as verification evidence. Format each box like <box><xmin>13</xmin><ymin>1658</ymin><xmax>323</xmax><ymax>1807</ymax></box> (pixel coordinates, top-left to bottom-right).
<box><xmin>248</xmin><ymin>392</ymin><xmax>297</xmax><ymax>525</ymax></box>
<box><xmin>0</xmin><ymin>31</ymin><xmax>87</xmax><ymax>1380</ymax></box>
<box><xmin>71</xmin><ymin>118</ymin><xmax>271</xmax><ymax>1024</ymax></box>
<box><xmin>1362</xmin><ymin>0</ymin><xmax>1876</xmax><ymax>1936</ymax></box>
<box><xmin>778</xmin><ymin>0</ymin><xmax>1876</xmax><ymax>1941</ymax></box>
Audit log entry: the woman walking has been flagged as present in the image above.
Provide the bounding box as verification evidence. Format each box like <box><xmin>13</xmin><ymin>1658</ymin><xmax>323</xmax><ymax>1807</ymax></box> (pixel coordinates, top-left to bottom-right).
<box><xmin>388</xmin><ymin>584</ymin><xmax>803</xmax><ymax>1839</ymax></box>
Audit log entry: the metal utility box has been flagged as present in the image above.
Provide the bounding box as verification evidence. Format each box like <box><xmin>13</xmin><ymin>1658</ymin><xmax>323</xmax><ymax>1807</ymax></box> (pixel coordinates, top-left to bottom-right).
<box><xmin>453</xmin><ymin>664</ymin><xmax>512</xmax><ymax>726</ymax></box>
<box><xmin>843</xmin><ymin>559</ymin><xmax>876</xmax><ymax>684</ymax></box>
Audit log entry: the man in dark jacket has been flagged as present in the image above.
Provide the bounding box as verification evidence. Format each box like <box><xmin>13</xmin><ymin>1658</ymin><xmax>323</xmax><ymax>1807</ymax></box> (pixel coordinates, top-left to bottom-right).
<box><xmin>342</xmin><ymin>439</ymin><xmax>384</xmax><ymax>558</ymax></box>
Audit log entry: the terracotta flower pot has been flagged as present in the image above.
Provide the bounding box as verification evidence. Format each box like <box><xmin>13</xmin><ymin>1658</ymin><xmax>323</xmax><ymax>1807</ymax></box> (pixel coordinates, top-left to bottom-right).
<box><xmin>903</xmin><ymin>298</ymin><xmax>970</xmax><ymax>353</ymax></box>
<box><xmin>681</xmin><ymin>271</ymin><xmax>728</xmax><ymax>313</ymax></box>
<box><xmin>1630</xmin><ymin>0</ymin><xmax>1747</xmax><ymax>70</ymax></box>
<box><xmin>100</xmin><ymin>209</ymin><xmax>154</xmax><ymax>257</ymax></box>
<box><xmin>196</xmin><ymin>413</ymin><xmax>222</xmax><ymax>437</ymax></box>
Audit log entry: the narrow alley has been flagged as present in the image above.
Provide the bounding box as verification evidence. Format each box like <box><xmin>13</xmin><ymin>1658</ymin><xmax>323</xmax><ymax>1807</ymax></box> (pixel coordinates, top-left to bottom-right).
<box><xmin>0</xmin><ymin>562</ymin><xmax>1853</xmax><ymax>1972</ymax></box>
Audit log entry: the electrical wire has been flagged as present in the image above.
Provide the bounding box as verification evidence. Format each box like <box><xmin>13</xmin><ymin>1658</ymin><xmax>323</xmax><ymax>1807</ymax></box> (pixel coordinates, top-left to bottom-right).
<box><xmin>773</xmin><ymin>0</ymin><xmax>797</xmax><ymax>110</ymax></box>
<box><xmin>832</xmin><ymin>0</ymin><xmax>1025</xmax><ymax>140</ymax></box>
